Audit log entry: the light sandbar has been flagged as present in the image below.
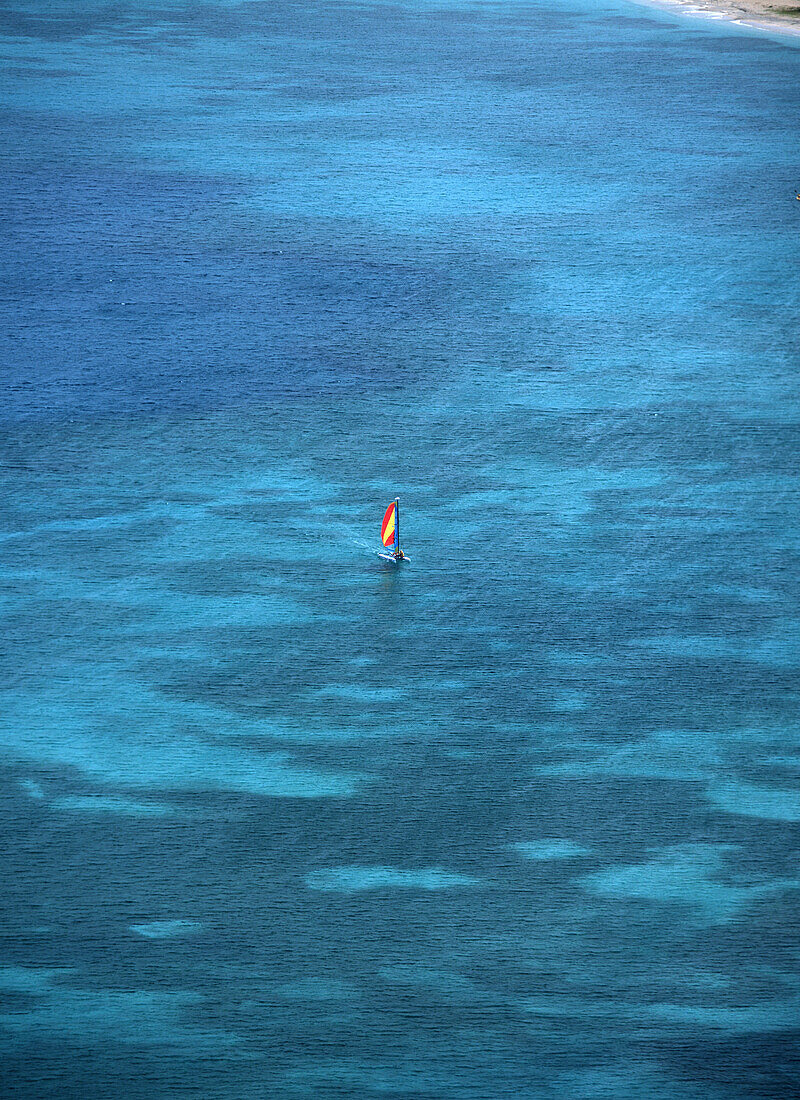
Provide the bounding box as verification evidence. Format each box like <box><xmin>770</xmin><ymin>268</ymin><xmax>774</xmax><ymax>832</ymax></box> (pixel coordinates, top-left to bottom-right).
<box><xmin>650</xmin><ymin>0</ymin><xmax>800</xmax><ymax>35</ymax></box>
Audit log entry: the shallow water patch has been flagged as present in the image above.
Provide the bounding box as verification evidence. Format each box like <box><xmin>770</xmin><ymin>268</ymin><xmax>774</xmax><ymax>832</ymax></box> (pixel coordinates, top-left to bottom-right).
<box><xmin>706</xmin><ymin>778</ymin><xmax>800</xmax><ymax>822</ymax></box>
<box><xmin>304</xmin><ymin>865</ymin><xmax>482</xmax><ymax>893</ymax></box>
<box><xmin>510</xmin><ymin>839</ymin><xmax>591</xmax><ymax>861</ymax></box>
<box><xmin>579</xmin><ymin>843</ymin><xmax>796</xmax><ymax>924</ymax></box>
<box><xmin>129</xmin><ymin>919</ymin><xmax>203</xmax><ymax>939</ymax></box>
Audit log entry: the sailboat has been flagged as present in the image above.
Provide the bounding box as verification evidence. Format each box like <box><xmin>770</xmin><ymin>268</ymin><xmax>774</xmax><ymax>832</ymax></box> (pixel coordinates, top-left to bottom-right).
<box><xmin>378</xmin><ymin>498</ymin><xmax>408</xmax><ymax>563</ymax></box>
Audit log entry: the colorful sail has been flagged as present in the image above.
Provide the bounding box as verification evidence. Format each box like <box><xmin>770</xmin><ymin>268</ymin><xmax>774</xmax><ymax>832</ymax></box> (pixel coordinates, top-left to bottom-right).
<box><xmin>381</xmin><ymin>501</ymin><xmax>396</xmax><ymax>547</ymax></box>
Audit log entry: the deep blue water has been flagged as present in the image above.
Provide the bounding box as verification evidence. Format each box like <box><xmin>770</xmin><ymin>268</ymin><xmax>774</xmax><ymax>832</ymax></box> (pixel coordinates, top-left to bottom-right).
<box><xmin>1</xmin><ymin>1</ymin><xmax>799</xmax><ymax>1096</ymax></box>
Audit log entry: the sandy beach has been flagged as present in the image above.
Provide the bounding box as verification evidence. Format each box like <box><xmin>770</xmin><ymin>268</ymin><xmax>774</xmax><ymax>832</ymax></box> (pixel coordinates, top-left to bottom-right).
<box><xmin>656</xmin><ymin>0</ymin><xmax>800</xmax><ymax>34</ymax></box>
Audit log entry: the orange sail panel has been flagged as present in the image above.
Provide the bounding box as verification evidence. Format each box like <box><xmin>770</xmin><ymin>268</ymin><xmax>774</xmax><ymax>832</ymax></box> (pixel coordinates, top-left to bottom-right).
<box><xmin>381</xmin><ymin>501</ymin><xmax>396</xmax><ymax>547</ymax></box>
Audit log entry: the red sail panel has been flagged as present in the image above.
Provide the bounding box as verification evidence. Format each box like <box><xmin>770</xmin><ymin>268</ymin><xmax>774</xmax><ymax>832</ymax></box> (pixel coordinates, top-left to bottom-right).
<box><xmin>381</xmin><ymin>501</ymin><xmax>396</xmax><ymax>547</ymax></box>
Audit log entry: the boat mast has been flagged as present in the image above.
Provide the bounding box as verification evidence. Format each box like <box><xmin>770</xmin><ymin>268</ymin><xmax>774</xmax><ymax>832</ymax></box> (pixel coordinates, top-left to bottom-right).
<box><xmin>394</xmin><ymin>498</ymin><xmax>400</xmax><ymax>555</ymax></box>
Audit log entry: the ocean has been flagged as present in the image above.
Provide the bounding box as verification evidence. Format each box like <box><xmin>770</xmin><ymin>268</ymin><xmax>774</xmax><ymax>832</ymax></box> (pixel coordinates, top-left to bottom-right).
<box><xmin>1</xmin><ymin>1</ymin><xmax>799</xmax><ymax>1096</ymax></box>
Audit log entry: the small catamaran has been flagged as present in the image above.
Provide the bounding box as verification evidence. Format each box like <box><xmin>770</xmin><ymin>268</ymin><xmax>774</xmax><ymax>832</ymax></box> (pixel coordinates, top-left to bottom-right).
<box><xmin>378</xmin><ymin>498</ymin><xmax>408</xmax><ymax>564</ymax></box>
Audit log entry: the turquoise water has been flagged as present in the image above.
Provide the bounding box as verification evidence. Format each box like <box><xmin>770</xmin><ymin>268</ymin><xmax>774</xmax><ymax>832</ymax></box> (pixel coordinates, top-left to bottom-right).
<box><xmin>2</xmin><ymin>1</ymin><xmax>799</xmax><ymax>1095</ymax></box>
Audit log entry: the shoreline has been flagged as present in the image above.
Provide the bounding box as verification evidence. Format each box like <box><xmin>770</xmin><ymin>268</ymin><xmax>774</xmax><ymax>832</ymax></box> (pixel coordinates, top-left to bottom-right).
<box><xmin>642</xmin><ymin>0</ymin><xmax>800</xmax><ymax>36</ymax></box>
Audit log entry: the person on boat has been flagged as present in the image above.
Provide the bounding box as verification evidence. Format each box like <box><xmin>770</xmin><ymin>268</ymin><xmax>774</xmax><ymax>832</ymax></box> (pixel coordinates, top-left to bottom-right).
<box><xmin>395</xmin><ymin>549</ymin><xmax>405</xmax><ymax>561</ymax></box>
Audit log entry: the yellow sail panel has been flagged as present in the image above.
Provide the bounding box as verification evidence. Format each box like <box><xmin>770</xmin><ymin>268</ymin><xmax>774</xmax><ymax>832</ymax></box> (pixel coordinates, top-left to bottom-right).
<box><xmin>381</xmin><ymin>501</ymin><xmax>396</xmax><ymax>547</ymax></box>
